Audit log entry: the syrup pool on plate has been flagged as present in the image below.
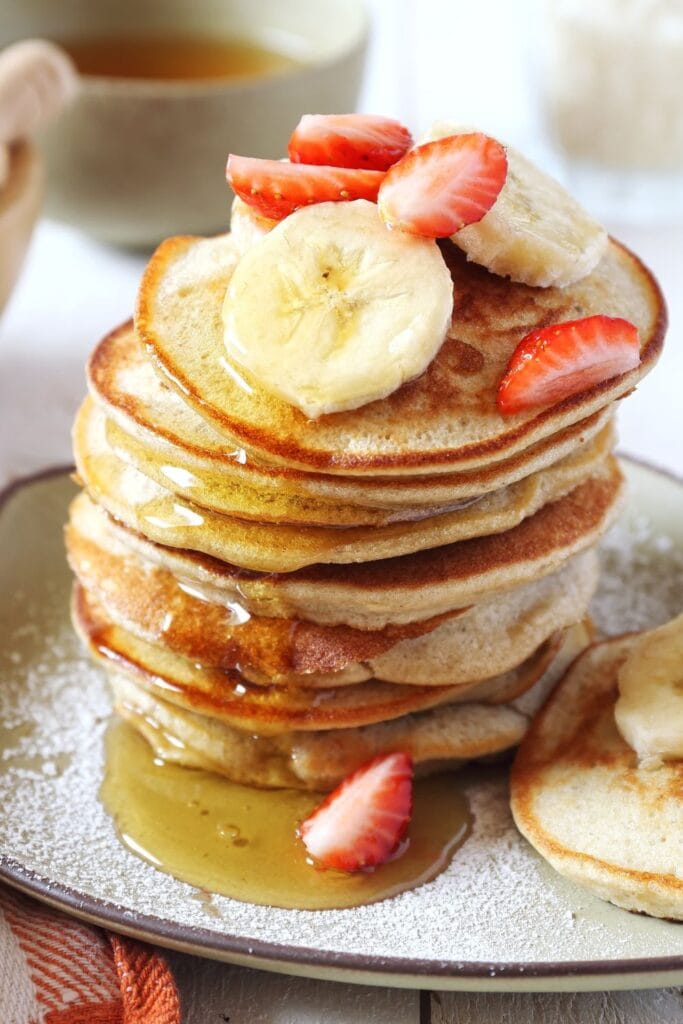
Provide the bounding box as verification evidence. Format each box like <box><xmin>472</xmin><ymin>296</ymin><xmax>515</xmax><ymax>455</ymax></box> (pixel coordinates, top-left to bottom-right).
<box><xmin>101</xmin><ymin>719</ymin><xmax>472</xmax><ymax>910</ymax></box>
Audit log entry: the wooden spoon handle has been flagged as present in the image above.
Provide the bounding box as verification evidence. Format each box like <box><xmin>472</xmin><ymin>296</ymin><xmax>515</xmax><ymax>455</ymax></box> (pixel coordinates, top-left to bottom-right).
<box><xmin>0</xmin><ymin>39</ymin><xmax>78</xmax><ymax>147</ymax></box>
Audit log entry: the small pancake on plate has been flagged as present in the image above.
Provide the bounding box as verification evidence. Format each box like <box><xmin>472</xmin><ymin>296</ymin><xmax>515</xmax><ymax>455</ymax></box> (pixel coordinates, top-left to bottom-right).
<box><xmin>511</xmin><ymin>634</ymin><xmax>683</xmax><ymax>921</ymax></box>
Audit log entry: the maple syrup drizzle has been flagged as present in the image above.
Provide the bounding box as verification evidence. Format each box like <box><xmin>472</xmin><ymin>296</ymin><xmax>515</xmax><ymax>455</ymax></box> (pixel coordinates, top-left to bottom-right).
<box><xmin>101</xmin><ymin>720</ymin><xmax>472</xmax><ymax>910</ymax></box>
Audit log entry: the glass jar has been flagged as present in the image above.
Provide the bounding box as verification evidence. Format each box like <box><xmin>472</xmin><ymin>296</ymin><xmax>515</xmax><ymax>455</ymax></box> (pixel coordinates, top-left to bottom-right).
<box><xmin>542</xmin><ymin>0</ymin><xmax>683</xmax><ymax>222</ymax></box>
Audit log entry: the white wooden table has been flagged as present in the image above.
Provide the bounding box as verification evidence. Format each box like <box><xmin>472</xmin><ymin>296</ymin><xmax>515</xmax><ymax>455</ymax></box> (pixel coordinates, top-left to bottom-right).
<box><xmin>162</xmin><ymin>957</ymin><xmax>683</xmax><ymax>1022</ymax></box>
<box><xmin>1</xmin><ymin>0</ymin><xmax>682</xmax><ymax>1018</ymax></box>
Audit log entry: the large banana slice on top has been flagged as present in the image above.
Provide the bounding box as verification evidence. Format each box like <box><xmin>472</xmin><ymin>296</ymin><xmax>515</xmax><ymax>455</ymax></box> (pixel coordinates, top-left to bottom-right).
<box><xmin>421</xmin><ymin>121</ymin><xmax>608</xmax><ymax>289</ymax></box>
<box><xmin>615</xmin><ymin>613</ymin><xmax>683</xmax><ymax>764</ymax></box>
<box><xmin>223</xmin><ymin>199</ymin><xmax>453</xmax><ymax>418</ymax></box>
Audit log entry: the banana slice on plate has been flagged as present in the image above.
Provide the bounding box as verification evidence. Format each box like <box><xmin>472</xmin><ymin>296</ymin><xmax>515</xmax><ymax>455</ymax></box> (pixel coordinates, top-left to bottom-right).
<box><xmin>222</xmin><ymin>199</ymin><xmax>454</xmax><ymax>418</ymax></box>
<box><xmin>421</xmin><ymin>121</ymin><xmax>608</xmax><ymax>289</ymax></box>
<box><xmin>615</xmin><ymin>612</ymin><xmax>683</xmax><ymax>764</ymax></box>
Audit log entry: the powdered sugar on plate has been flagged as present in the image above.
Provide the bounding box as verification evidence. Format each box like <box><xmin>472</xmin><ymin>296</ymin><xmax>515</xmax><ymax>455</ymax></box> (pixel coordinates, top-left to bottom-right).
<box><xmin>0</xmin><ymin>463</ymin><xmax>682</xmax><ymax>975</ymax></box>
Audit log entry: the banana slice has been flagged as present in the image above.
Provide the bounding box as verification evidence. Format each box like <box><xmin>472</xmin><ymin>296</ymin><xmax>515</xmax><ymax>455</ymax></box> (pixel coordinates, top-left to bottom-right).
<box><xmin>421</xmin><ymin>121</ymin><xmax>608</xmax><ymax>288</ymax></box>
<box><xmin>223</xmin><ymin>199</ymin><xmax>453</xmax><ymax>418</ymax></box>
<box><xmin>615</xmin><ymin>612</ymin><xmax>683</xmax><ymax>764</ymax></box>
<box><xmin>230</xmin><ymin>194</ymin><xmax>277</xmax><ymax>256</ymax></box>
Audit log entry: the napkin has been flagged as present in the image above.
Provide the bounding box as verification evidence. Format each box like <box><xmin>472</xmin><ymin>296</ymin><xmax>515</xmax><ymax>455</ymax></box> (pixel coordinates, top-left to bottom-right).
<box><xmin>0</xmin><ymin>885</ymin><xmax>180</xmax><ymax>1023</ymax></box>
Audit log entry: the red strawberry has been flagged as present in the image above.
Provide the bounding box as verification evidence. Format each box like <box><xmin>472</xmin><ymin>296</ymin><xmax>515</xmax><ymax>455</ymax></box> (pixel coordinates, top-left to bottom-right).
<box><xmin>288</xmin><ymin>114</ymin><xmax>413</xmax><ymax>171</ymax></box>
<box><xmin>497</xmin><ymin>315</ymin><xmax>640</xmax><ymax>415</ymax></box>
<box><xmin>299</xmin><ymin>752</ymin><xmax>413</xmax><ymax>872</ymax></box>
<box><xmin>227</xmin><ymin>155</ymin><xmax>385</xmax><ymax>222</ymax></box>
<box><xmin>378</xmin><ymin>132</ymin><xmax>507</xmax><ymax>238</ymax></box>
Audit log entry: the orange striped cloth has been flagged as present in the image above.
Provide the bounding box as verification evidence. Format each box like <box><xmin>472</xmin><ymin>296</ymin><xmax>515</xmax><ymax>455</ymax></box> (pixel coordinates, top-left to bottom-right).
<box><xmin>0</xmin><ymin>887</ymin><xmax>180</xmax><ymax>1023</ymax></box>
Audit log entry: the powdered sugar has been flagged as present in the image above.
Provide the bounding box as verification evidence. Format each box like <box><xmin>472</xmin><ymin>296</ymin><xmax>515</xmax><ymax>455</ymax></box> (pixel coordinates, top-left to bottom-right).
<box><xmin>593</xmin><ymin>512</ymin><xmax>683</xmax><ymax>635</ymax></box>
<box><xmin>0</xmin><ymin>466</ymin><xmax>682</xmax><ymax>974</ymax></box>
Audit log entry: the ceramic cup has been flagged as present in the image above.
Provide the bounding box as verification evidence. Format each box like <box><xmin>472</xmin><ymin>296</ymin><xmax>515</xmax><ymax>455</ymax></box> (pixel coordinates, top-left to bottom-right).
<box><xmin>0</xmin><ymin>0</ymin><xmax>368</xmax><ymax>248</ymax></box>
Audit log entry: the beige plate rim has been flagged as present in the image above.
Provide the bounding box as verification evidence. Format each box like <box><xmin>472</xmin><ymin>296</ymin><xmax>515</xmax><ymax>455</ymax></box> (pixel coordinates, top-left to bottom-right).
<box><xmin>0</xmin><ymin>459</ymin><xmax>682</xmax><ymax>993</ymax></box>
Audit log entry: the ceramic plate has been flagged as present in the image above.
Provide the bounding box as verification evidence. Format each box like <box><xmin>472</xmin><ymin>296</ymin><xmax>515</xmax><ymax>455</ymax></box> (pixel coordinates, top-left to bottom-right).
<box><xmin>1</xmin><ymin>460</ymin><xmax>682</xmax><ymax>993</ymax></box>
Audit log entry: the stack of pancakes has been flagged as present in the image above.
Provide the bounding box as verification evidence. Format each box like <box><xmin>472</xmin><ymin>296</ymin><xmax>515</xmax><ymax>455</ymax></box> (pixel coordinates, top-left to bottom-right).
<box><xmin>66</xmin><ymin>232</ymin><xmax>664</xmax><ymax>790</ymax></box>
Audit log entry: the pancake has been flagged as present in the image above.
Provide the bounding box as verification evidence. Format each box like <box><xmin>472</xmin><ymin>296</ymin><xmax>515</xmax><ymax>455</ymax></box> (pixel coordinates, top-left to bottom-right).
<box><xmin>66</xmin><ymin>490</ymin><xmax>463</xmax><ymax>683</ymax></box>
<box><xmin>73</xmin><ymin>584</ymin><xmax>474</xmax><ymax>734</ymax></box>
<box><xmin>73</xmin><ymin>396</ymin><xmax>615</xmax><ymax>573</ymax></box>
<box><xmin>136</xmin><ymin>232</ymin><xmax>664</xmax><ymax>475</ymax></box>
<box><xmin>72</xmin><ymin>517</ymin><xmax>574</xmax><ymax>703</ymax></box>
<box><xmin>105</xmin><ymin>416</ymin><xmax>449</xmax><ymax>529</ymax></box>
<box><xmin>67</xmin><ymin>490</ymin><xmax>596</xmax><ymax>687</ymax></box>
<box><xmin>99</xmin><ymin>461</ymin><xmax>625</xmax><ymax>628</ymax></box>
<box><xmin>88</xmin><ymin>320</ymin><xmax>613</xmax><ymax>517</ymax></box>
<box><xmin>511</xmin><ymin>634</ymin><xmax>683</xmax><ymax>921</ymax></box>
<box><xmin>364</xmin><ymin>549</ymin><xmax>597</xmax><ymax>686</ymax></box>
<box><xmin>107</xmin><ymin>621</ymin><xmax>590</xmax><ymax>790</ymax></box>
<box><xmin>424</xmin><ymin>630</ymin><xmax>565</xmax><ymax>707</ymax></box>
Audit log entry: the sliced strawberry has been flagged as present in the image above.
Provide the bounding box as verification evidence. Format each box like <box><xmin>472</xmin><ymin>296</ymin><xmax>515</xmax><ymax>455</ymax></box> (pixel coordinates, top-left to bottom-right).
<box><xmin>227</xmin><ymin>155</ymin><xmax>384</xmax><ymax>222</ymax></box>
<box><xmin>288</xmin><ymin>114</ymin><xmax>413</xmax><ymax>171</ymax></box>
<box><xmin>378</xmin><ymin>132</ymin><xmax>507</xmax><ymax>238</ymax></box>
<box><xmin>497</xmin><ymin>315</ymin><xmax>640</xmax><ymax>415</ymax></box>
<box><xmin>299</xmin><ymin>752</ymin><xmax>413</xmax><ymax>872</ymax></box>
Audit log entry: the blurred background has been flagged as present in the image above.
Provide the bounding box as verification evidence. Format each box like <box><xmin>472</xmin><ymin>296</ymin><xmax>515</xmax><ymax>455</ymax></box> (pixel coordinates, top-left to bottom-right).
<box><xmin>0</xmin><ymin>0</ymin><xmax>681</xmax><ymax>480</ymax></box>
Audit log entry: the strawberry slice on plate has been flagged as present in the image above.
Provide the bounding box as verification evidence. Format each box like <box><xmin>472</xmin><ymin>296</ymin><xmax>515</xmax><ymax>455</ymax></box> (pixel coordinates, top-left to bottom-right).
<box><xmin>288</xmin><ymin>114</ymin><xmax>413</xmax><ymax>171</ymax></box>
<box><xmin>378</xmin><ymin>132</ymin><xmax>507</xmax><ymax>238</ymax></box>
<box><xmin>299</xmin><ymin>752</ymin><xmax>413</xmax><ymax>872</ymax></box>
<box><xmin>227</xmin><ymin>155</ymin><xmax>385</xmax><ymax>222</ymax></box>
<box><xmin>497</xmin><ymin>314</ymin><xmax>640</xmax><ymax>415</ymax></box>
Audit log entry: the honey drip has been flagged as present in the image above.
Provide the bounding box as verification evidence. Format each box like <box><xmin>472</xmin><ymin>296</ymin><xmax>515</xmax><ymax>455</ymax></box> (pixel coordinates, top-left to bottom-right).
<box><xmin>101</xmin><ymin>720</ymin><xmax>472</xmax><ymax>910</ymax></box>
<box><xmin>55</xmin><ymin>35</ymin><xmax>302</xmax><ymax>82</ymax></box>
